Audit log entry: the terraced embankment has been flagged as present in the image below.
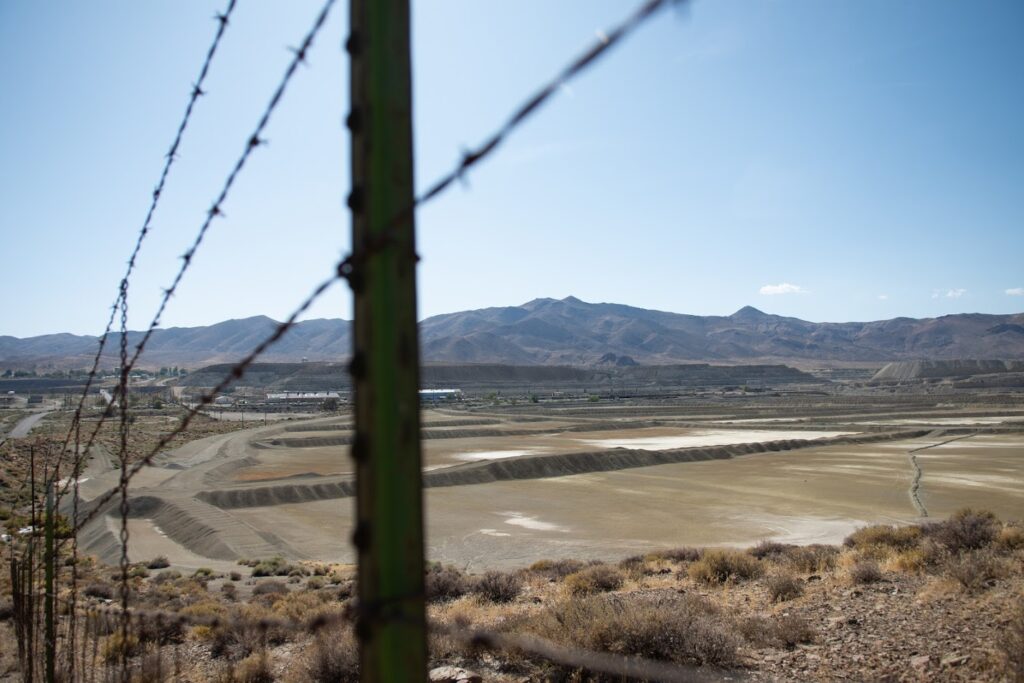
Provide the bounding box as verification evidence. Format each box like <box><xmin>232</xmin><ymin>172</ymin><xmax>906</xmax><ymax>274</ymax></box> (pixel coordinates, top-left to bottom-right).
<box><xmin>72</xmin><ymin>403</ymin><xmax>1024</xmax><ymax>568</ymax></box>
<box><xmin>199</xmin><ymin>430</ymin><xmax>927</xmax><ymax>510</ymax></box>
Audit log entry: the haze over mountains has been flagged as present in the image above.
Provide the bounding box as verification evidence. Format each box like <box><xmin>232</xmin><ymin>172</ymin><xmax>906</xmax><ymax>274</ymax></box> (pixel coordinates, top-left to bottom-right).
<box><xmin>2</xmin><ymin>297</ymin><xmax>1023</xmax><ymax>370</ymax></box>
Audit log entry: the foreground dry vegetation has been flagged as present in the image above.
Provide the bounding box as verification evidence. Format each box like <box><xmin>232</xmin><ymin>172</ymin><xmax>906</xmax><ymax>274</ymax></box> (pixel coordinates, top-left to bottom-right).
<box><xmin>2</xmin><ymin>510</ymin><xmax>1021</xmax><ymax>682</ymax></box>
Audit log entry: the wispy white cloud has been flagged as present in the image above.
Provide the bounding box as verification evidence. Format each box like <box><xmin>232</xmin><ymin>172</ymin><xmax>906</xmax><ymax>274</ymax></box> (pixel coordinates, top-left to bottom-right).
<box><xmin>877</xmin><ymin>294</ymin><xmax>889</xmax><ymax>300</ymax></box>
<box><xmin>932</xmin><ymin>288</ymin><xmax>966</xmax><ymax>299</ymax></box>
<box><xmin>759</xmin><ymin>283</ymin><xmax>807</xmax><ymax>296</ymax></box>
<box><xmin>1006</xmin><ymin>287</ymin><xmax>1024</xmax><ymax>296</ymax></box>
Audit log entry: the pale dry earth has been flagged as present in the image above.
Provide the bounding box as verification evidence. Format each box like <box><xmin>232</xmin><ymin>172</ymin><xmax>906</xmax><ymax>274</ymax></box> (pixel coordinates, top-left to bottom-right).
<box><xmin>70</xmin><ymin>404</ymin><xmax>1024</xmax><ymax>572</ymax></box>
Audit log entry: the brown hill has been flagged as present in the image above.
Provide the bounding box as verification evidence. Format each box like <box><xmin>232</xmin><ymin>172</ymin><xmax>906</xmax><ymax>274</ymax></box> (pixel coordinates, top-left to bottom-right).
<box><xmin>2</xmin><ymin>297</ymin><xmax>1023</xmax><ymax>370</ymax></box>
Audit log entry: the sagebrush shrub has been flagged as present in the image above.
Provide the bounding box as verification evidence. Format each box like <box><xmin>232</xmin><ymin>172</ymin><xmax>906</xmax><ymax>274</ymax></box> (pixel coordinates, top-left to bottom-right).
<box><xmin>765</xmin><ymin>573</ymin><xmax>804</xmax><ymax>602</ymax></box>
<box><xmin>516</xmin><ymin>594</ymin><xmax>737</xmax><ymax>669</ymax></box>
<box><xmin>926</xmin><ymin>508</ymin><xmax>998</xmax><ymax>552</ymax></box>
<box><xmin>563</xmin><ymin>565</ymin><xmax>624</xmax><ymax>596</ymax></box>
<box><xmin>425</xmin><ymin>565</ymin><xmax>469</xmax><ymax>603</ymax></box>
<box><xmin>146</xmin><ymin>555</ymin><xmax>170</xmax><ymax>569</ymax></box>
<box><xmin>473</xmin><ymin>570</ymin><xmax>522</xmax><ymax>603</ymax></box>
<box><xmin>305</xmin><ymin>628</ymin><xmax>359</xmax><ymax>682</ymax></box>
<box><xmin>849</xmin><ymin>560</ymin><xmax>882</xmax><ymax>584</ymax></box>
<box><xmin>945</xmin><ymin>550</ymin><xmax>1008</xmax><ymax>593</ymax></box>
<box><xmin>529</xmin><ymin>558</ymin><xmax>586</xmax><ymax>579</ymax></box>
<box><xmin>688</xmin><ymin>550</ymin><xmax>763</xmax><ymax>584</ymax></box>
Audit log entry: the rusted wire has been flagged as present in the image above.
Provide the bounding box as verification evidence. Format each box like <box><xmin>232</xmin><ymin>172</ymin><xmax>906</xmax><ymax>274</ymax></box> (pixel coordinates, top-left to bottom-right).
<box><xmin>120</xmin><ymin>0</ymin><xmax>339</xmax><ymax>377</ymax></box>
<box><xmin>66</xmin><ymin>275</ymin><xmax>338</xmax><ymax>539</ymax></box>
<box><xmin>42</xmin><ymin>1</ymin><xmax>697</xmax><ymax>680</ymax></box>
<box><xmin>53</xmin><ymin>0</ymin><xmax>240</xmax><ymax>487</ymax></box>
<box><xmin>348</xmin><ymin>0</ymin><xmax>679</xmax><ymax>266</ymax></box>
<box><xmin>55</xmin><ymin>0</ymin><xmax>340</xmax><ymax>513</ymax></box>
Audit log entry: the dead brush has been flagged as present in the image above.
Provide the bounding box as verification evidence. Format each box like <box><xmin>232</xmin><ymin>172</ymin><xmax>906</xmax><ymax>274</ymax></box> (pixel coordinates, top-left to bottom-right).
<box><xmin>844</xmin><ymin>524</ymin><xmax>922</xmax><ymax>559</ymax></box>
<box><xmin>617</xmin><ymin>555</ymin><xmax>651</xmax><ymax>580</ymax></box>
<box><xmin>924</xmin><ymin>508</ymin><xmax>999</xmax><ymax>553</ymax></box>
<box><xmin>644</xmin><ymin>547</ymin><xmax>702</xmax><ymax>563</ymax></box>
<box><xmin>562</xmin><ymin>564</ymin><xmax>624</xmax><ymax>596</ymax></box>
<box><xmin>749</xmin><ymin>540</ymin><xmax>794</xmax><ymax>561</ymax></box>
<box><xmin>884</xmin><ymin>538</ymin><xmax>944</xmax><ymax>574</ymax></box>
<box><xmin>737</xmin><ymin>614</ymin><xmax>815</xmax><ymax>649</ymax></box>
<box><xmin>529</xmin><ymin>558</ymin><xmax>586</xmax><ymax>580</ymax></box>
<box><xmin>101</xmin><ymin>632</ymin><xmax>140</xmax><ymax>664</ymax></box>
<box><xmin>688</xmin><ymin>549</ymin><xmax>763</xmax><ymax>585</ymax></box>
<box><xmin>848</xmin><ymin>559</ymin><xmax>883</xmax><ymax>584</ymax></box>
<box><xmin>999</xmin><ymin>604</ymin><xmax>1024</xmax><ymax>682</ymax></box>
<box><xmin>472</xmin><ymin>570</ymin><xmax>522</xmax><ymax>603</ymax></box>
<box><xmin>425</xmin><ymin>565</ymin><xmax>470</xmax><ymax>603</ymax></box>
<box><xmin>303</xmin><ymin>626</ymin><xmax>359</xmax><ymax>682</ymax></box>
<box><xmin>996</xmin><ymin>524</ymin><xmax>1024</xmax><ymax>552</ymax></box>
<box><xmin>765</xmin><ymin>573</ymin><xmax>804</xmax><ymax>603</ymax></box>
<box><xmin>944</xmin><ymin>550</ymin><xmax>1010</xmax><ymax>593</ymax></box>
<box><xmin>780</xmin><ymin>544</ymin><xmax>838</xmax><ymax>574</ymax></box>
<box><xmin>511</xmin><ymin>593</ymin><xmax>737</xmax><ymax>670</ymax></box>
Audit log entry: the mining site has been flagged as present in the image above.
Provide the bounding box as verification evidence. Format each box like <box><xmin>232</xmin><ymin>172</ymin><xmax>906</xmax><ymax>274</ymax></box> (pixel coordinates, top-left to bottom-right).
<box><xmin>59</xmin><ymin>359</ymin><xmax>1022</xmax><ymax>572</ymax></box>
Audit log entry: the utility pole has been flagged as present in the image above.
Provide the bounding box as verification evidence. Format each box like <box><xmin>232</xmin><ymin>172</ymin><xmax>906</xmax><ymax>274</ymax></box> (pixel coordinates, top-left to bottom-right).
<box><xmin>348</xmin><ymin>0</ymin><xmax>427</xmax><ymax>680</ymax></box>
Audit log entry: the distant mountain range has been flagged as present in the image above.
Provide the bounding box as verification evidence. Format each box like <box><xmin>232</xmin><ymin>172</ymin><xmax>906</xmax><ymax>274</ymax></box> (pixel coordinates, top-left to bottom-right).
<box><xmin>2</xmin><ymin>297</ymin><xmax>1023</xmax><ymax>370</ymax></box>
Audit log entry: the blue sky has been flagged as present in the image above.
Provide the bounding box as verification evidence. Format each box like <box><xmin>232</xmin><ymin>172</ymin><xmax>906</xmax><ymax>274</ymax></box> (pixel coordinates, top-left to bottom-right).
<box><xmin>1</xmin><ymin>0</ymin><xmax>1022</xmax><ymax>338</ymax></box>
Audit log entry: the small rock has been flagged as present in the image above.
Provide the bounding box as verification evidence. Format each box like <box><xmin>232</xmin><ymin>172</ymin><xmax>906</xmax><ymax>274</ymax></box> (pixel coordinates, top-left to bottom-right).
<box><xmin>940</xmin><ymin>654</ymin><xmax>969</xmax><ymax>667</ymax></box>
<box><xmin>910</xmin><ymin>655</ymin><xmax>930</xmax><ymax>670</ymax></box>
<box><xmin>429</xmin><ymin>666</ymin><xmax>483</xmax><ymax>683</ymax></box>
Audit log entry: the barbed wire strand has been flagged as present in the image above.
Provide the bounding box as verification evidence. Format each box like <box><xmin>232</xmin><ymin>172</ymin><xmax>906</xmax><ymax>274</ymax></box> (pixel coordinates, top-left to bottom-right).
<box><xmin>53</xmin><ymin>0</ymin><xmax>338</xmax><ymax>509</ymax></box>
<box><xmin>120</xmin><ymin>0</ymin><xmax>339</xmax><ymax>379</ymax></box>
<box><xmin>59</xmin><ymin>0</ymin><xmax>678</xmax><ymax>505</ymax></box>
<box><xmin>44</xmin><ymin>0</ymin><xmax>696</xmax><ymax>679</ymax></box>
<box><xmin>67</xmin><ymin>0</ymin><xmax>676</xmax><ymax>542</ymax></box>
<box><xmin>52</xmin><ymin>0</ymin><xmax>241</xmax><ymax>509</ymax></box>
<box><xmin>66</xmin><ymin>275</ymin><xmax>338</xmax><ymax>540</ymax></box>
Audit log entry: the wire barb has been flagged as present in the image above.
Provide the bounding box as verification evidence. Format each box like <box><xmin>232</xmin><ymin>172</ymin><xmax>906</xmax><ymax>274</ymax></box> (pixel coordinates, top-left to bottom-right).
<box><xmin>52</xmin><ymin>0</ymin><xmax>241</xmax><ymax>504</ymax></box>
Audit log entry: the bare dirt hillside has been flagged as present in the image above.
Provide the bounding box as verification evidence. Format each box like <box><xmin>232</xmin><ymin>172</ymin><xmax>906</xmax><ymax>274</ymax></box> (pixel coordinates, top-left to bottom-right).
<box><xmin>3</xmin><ymin>297</ymin><xmax>1024</xmax><ymax>369</ymax></box>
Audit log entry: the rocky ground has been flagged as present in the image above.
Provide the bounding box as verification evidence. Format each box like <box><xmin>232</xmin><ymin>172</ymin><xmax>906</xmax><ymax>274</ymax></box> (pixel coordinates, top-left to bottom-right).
<box><xmin>3</xmin><ymin>512</ymin><xmax>1020</xmax><ymax>682</ymax></box>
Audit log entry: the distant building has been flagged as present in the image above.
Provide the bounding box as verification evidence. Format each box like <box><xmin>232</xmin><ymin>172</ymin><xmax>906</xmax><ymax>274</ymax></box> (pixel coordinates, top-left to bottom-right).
<box><xmin>266</xmin><ymin>391</ymin><xmax>341</xmax><ymax>402</ymax></box>
<box><xmin>419</xmin><ymin>389</ymin><xmax>463</xmax><ymax>402</ymax></box>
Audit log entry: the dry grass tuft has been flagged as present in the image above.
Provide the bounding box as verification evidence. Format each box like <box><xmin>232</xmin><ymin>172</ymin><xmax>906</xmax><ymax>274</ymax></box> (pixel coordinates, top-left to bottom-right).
<box><xmin>844</xmin><ymin>524</ymin><xmax>922</xmax><ymax>559</ymax></box>
<box><xmin>515</xmin><ymin>594</ymin><xmax>738</xmax><ymax>671</ymax></box>
<box><xmin>998</xmin><ymin>604</ymin><xmax>1024</xmax><ymax>682</ymax></box>
<box><xmin>472</xmin><ymin>570</ymin><xmax>522</xmax><ymax>603</ymax></box>
<box><xmin>765</xmin><ymin>573</ymin><xmax>804</xmax><ymax>603</ymax></box>
<box><xmin>848</xmin><ymin>560</ymin><xmax>883</xmax><ymax>584</ymax></box>
<box><xmin>426</xmin><ymin>565</ymin><xmax>471</xmax><ymax>603</ymax></box>
<box><xmin>925</xmin><ymin>508</ymin><xmax>999</xmax><ymax>553</ymax></box>
<box><xmin>944</xmin><ymin>550</ymin><xmax>1010</xmax><ymax>593</ymax></box>
<box><xmin>562</xmin><ymin>564</ymin><xmax>624</xmax><ymax>596</ymax></box>
<box><xmin>529</xmin><ymin>558</ymin><xmax>586</xmax><ymax>580</ymax></box>
<box><xmin>231</xmin><ymin>651</ymin><xmax>274</xmax><ymax>683</ymax></box>
<box><xmin>739</xmin><ymin>614</ymin><xmax>815</xmax><ymax>649</ymax></box>
<box><xmin>779</xmin><ymin>545</ymin><xmax>838</xmax><ymax>574</ymax></box>
<box><xmin>996</xmin><ymin>525</ymin><xmax>1024</xmax><ymax>552</ymax></box>
<box><xmin>302</xmin><ymin>627</ymin><xmax>359</xmax><ymax>682</ymax></box>
<box><xmin>749</xmin><ymin>540</ymin><xmax>794</xmax><ymax>560</ymax></box>
<box><xmin>688</xmin><ymin>550</ymin><xmax>763</xmax><ymax>585</ymax></box>
<box><xmin>101</xmin><ymin>632</ymin><xmax>140</xmax><ymax>663</ymax></box>
<box><xmin>644</xmin><ymin>547</ymin><xmax>702</xmax><ymax>563</ymax></box>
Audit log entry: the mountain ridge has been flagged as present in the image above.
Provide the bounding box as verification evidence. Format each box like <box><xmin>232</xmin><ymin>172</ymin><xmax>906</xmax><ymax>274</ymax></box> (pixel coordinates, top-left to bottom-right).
<box><xmin>3</xmin><ymin>297</ymin><xmax>1023</xmax><ymax>370</ymax></box>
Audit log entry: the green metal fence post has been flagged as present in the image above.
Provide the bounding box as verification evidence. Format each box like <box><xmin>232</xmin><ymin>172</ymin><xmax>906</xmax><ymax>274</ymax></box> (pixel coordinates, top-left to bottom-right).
<box><xmin>348</xmin><ymin>0</ymin><xmax>427</xmax><ymax>680</ymax></box>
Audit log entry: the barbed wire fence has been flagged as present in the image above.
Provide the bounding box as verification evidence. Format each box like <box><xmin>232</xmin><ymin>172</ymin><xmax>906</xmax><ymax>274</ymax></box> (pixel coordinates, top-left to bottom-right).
<box><xmin>0</xmin><ymin>0</ymin><xmax>730</xmax><ymax>681</ymax></box>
